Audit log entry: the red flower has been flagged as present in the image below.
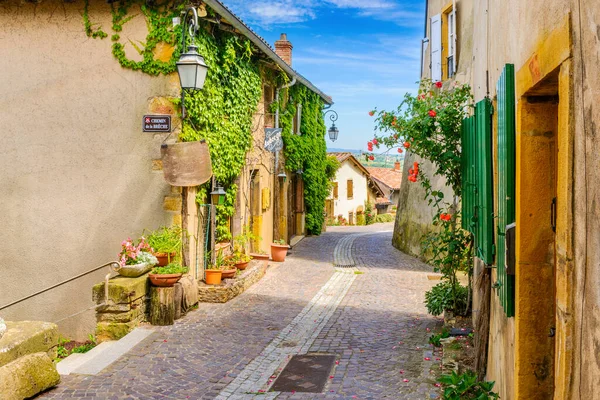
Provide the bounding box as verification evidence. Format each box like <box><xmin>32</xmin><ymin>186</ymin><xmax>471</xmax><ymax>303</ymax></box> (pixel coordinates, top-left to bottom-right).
<box><xmin>409</xmin><ymin>168</ymin><xmax>414</xmax><ymax>175</ymax></box>
<box><xmin>372</xmin><ymin>138</ymin><xmax>378</xmax><ymax>145</ymax></box>
<box><xmin>403</xmin><ymin>142</ymin><xmax>411</xmax><ymax>149</ymax></box>
<box><xmin>435</xmin><ymin>81</ymin><xmax>443</xmax><ymax>88</ymax></box>
<box><xmin>397</xmin><ymin>148</ymin><xmax>403</xmax><ymax>153</ymax></box>
<box><xmin>429</xmin><ymin>110</ymin><xmax>437</xmax><ymax>118</ymax></box>
<box><xmin>369</xmin><ymin>110</ymin><xmax>375</xmax><ymax>116</ymax></box>
<box><xmin>369</xmin><ymin>155</ymin><xmax>375</xmax><ymax>161</ymax></box>
<box><xmin>391</xmin><ymin>121</ymin><xmax>397</xmax><ymax>127</ymax></box>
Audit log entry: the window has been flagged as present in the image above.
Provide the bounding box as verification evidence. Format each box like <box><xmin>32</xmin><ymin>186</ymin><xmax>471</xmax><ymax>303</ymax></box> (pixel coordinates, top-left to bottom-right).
<box><xmin>333</xmin><ymin>182</ymin><xmax>339</xmax><ymax>199</ymax></box>
<box><xmin>461</xmin><ymin>98</ymin><xmax>494</xmax><ymax>266</ymax></box>
<box><xmin>430</xmin><ymin>14</ymin><xmax>442</xmax><ymax>81</ymax></box>
<box><xmin>347</xmin><ymin>180</ymin><xmax>353</xmax><ymax>199</ymax></box>
<box><xmin>441</xmin><ymin>3</ymin><xmax>457</xmax><ymax>80</ymax></box>
<box><xmin>292</xmin><ymin>104</ymin><xmax>302</xmax><ymax>135</ymax></box>
<box><xmin>263</xmin><ymin>85</ymin><xmax>274</xmax><ymax>127</ymax></box>
<box><xmin>496</xmin><ymin>64</ymin><xmax>516</xmax><ymax>317</ymax></box>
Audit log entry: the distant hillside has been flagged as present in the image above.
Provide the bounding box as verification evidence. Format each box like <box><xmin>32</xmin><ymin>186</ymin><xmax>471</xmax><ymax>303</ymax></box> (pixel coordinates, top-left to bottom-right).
<box><xmin>327</xmin><ymin>148</ymin><xmax>404</xmax><ymax>168</ymax></box>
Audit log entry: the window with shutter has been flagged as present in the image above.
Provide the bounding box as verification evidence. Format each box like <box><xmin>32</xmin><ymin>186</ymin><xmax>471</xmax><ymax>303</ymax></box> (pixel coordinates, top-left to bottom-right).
<box><xmin>347</xmin><ymin>180</ymin><xmax>353</xmax><ymax>199</ymax></box>
<box><xmin>496</xmin><ymin>64</ymin><xmax>516</xmax><ymax>317</ymax></box>
<box><xmin>448</xmin><ymin>8</ymin><xmax>456</xmax><ymax>77</ymax></box>
<box><xmin>461</xmin><ymin>116</ymin><xmax>476</xmax><ymax>234</ymax></box>
<box><xmin>292</xmin><ymin>104</ymin><xmax>302</xmax><ymax>135</ymax></box>
<box><xmin>333</xmin><ymin>182</ymin><xmax>339</xmax><ymax>199</ymax></box>
<box><xmin>430</xmin><ymin>14</ymin><xmax>442</xmax><ymax>81</ymax></box>
<box><xmin>474</xmin><ymin>98</ymin><xmax>494</xmax><ymax>265</ymax></box>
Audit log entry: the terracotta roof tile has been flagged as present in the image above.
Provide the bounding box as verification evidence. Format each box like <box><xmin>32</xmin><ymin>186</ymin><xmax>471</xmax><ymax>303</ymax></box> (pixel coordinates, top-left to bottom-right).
<box><xmin>366</xmin><ymin>167</ymin><xmax>402</xmax><ymax>190</ymax></box>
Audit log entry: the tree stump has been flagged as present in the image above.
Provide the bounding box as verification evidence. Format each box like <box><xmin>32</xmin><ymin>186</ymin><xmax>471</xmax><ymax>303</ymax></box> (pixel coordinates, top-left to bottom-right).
<box><xmin>150</xmin><ymin>286</ymin><xmax>175</xmax><ymax>326</ymax></box>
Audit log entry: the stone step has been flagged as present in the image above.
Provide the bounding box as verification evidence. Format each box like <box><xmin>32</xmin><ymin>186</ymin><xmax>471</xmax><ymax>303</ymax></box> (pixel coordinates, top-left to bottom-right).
<box><xmin>70</xmin><ymin>328</ymin><xmax>154</xmax><ymax>375</ymax></box>
<box><xmin>56</xmin><ymin>341</ymin><xmax>116</xmax><ymax>375</ymax></box>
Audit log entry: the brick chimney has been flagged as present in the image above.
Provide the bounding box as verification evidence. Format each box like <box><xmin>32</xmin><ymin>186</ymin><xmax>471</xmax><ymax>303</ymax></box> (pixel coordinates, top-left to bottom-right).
<box><xmin>275</xmin><ymin>33</ymin><xmax>293</xmax><ymax>66</ymax></box>
<box><xmin>394</xmin><ymin>161</ymin><xmax>401</xmax><ymax>171</ymax></box>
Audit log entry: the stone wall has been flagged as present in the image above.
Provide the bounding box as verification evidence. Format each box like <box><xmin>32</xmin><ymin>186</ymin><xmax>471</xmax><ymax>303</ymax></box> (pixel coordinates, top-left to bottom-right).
<box><xmin>0</xmin><ymin>1</ymin><xmax>174</xmax><ymax>340</ymax></box>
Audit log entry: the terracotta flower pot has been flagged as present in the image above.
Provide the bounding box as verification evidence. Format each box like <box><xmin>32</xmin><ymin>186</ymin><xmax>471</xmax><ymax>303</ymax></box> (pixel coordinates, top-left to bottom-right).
<box><xmin>205</xmin><ymin>270</ymin><xmax>222</xmax><ymax>285</ymax></box>
<box><xmin>235</xmin><ymin>261</ymin><xmax>250</xmax><ymax>270</ymax></box>
<box><xmin>221</xmin><ymin>268</ymin><xmax>236</xmax><ymax>279</ymax></box>
<box><xmin>271</xmin><ymin>244</ymin><xmax>290</xmax><ymax>262</ymax></box>
<box><xmin>155</xmin><ymin>252</ymin><xmax>177</xmax><ymax>267</ymax></box>
<box><xmin>250</xmin><ymin>253</ymin><xmax>269</xmax><ymax>261</ymax></box>
<box><xmin>148</xmin><ymin>273</ymin><xmax>182</xmax><ymax>287</ymax></box>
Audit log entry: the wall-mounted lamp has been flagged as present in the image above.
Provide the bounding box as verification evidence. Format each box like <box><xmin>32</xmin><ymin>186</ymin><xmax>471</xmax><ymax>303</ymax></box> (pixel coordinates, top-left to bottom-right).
<box><xmin>210</xmin><ymin>184</ymin><xmax>226</xmax><ymax>205</ymax></box>
<box><xmin>277</xmin><ymin>172</ymin><xmax>287</xmax><ymax>183</ymax></box>
<box><xmin>323</xmin><ymin>110</ymin><xmax>339</xmax><ymax>142</ymax></box>
<box><xmin>177</xmin><ymin>7</ymin><xmax>209</xmax><ymax>118</ymax></box>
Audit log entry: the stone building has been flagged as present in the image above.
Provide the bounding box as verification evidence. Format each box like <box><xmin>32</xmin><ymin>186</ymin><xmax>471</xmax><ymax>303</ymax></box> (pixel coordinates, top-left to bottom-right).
<box><xmin>398</xmin><ymin>0</ymin><xmax>600</xmax><ymax>399</ymax></box>
<box><xmin>0</xmin><ymin>0</ymin><xmax>331</xmax><ymax>340</ymax></box>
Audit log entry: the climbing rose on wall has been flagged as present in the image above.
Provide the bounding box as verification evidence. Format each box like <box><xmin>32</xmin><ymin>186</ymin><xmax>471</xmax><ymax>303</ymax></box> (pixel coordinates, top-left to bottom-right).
<box><xmin>429</xmin><ymin>110</ymin><xmax>437</xmax><ymax>118</ymax></box>
<box><xmin>435</xmin><ymin>81</ymin><xmax>443</xmax><ymax>88</ymax></box>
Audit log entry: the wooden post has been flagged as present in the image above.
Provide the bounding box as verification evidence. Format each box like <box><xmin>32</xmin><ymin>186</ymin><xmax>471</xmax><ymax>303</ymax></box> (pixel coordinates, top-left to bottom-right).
<box><xmin>210</xmin><ymin>204</ymin><xmax>216</xmax><ymax>266</ymax></box>
<box><xmin>173</xmin><ymin>283</ymin><xmax>183</xmax><ymax>320</ymax></box>
<box><xmin>150</xmin><ymin>286</ymin><xmax>175</xmax><ymax>326</ymax></box>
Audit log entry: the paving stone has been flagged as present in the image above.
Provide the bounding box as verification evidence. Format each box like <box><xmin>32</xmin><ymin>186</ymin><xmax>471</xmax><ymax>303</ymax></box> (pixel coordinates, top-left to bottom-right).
<box><xmin>39</xmin><ymin>223</ymin><xmax>442</xmax><ymax>399</ymax></box>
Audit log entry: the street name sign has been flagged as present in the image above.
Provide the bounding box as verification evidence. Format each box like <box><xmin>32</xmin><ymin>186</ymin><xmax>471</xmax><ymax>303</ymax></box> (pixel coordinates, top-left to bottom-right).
<box><xmin>143</xmin><ymin>115</ymin><xmax>171</xmax><ymax>132</ymax></box>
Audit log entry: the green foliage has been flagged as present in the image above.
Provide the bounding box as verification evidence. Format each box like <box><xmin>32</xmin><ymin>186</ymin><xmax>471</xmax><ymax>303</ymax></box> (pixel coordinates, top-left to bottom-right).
<box><xmin>233</xmin><ymin>226</ymin><xmax>258</xmax><ymax>255</ymax></box>
<box><xmin>356</xmin><ymin>213</ymin><xmax>366</xmax><ymax>226</ymax></box>
<box><xmin>151</xmin><ymin>262</ymin><xmax>187</xmax><ymax>275</ymax></box>
<box><xmin>425</xmin><ymin>281</ymin><xmax>469</xmax><ymax>316</ymax></box>
<box><xmin>145</xmin><ymin>225</ymin><xmax>182</xmax><ymax>254</ymax></box>
<box><xmin>438</xmin><ymin>371</ymin><xmax>499</xmax><ymax>400</ymax></box>
<box><xmin>83</xmin><ymin>0</ymin><xmax>108</xmax><ymax>39</ymax></box>
<box><xmin>279</xmin><ymin>85</ymin><xmax>332</xmax><ymax>235</ymax></box>
<box><xmin>375</xmin><ymin>213</ymin><xmax>395</xmax><ymax>223</ymax></box>
<box><xmin>364</xmin><ymin>202</ymin><xmax>375</xmax><ymax>225</ymax></box>
<box><xmin>72</xmin><ymin>334</ymin><xmax>97</xmax><ymax>354</ymax></box>
<box><xmin>429</xmin><ymin>328</ymin><xmax>451</xmax><ymax>347</ymax></box>
<box><xmin>273</xmin><ymin>239</ymin><xmax>286</xmax><ymax>245</ymax></box>
<box><xmin>372</xmin><ymin>80</ymin><xmax>474</xmax><ymax>316</ymax></box>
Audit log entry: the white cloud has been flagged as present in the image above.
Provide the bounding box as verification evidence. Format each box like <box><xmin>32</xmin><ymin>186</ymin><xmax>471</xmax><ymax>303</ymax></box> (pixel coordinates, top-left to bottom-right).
<box><xmin>247</xmin><ymin>2</ymin><xmax>315</xmax><ymax>24</ymax></box>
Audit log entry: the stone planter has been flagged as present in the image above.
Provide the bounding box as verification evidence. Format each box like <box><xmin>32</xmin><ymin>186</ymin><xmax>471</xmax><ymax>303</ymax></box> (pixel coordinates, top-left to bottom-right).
<box><xmin>148</xmin><ymin>273</ymin><xmax>182</xmax><ymax>287</ymax></box>
<box><xmin>205</xmin><ymin>270</ymin><xmax>222</xmax><ymax>285</ymax></box>
<box><xmin>270</xmin><ymin>244</ymin><xmax>290</xmax><ymax>262</ymax></box>
<box><xmin>155</xmin><ymin>252</ymin><xmax>177</xmax><ymax>266</ymax></box>
<box><xmin>115</xmin><ymin>262</ymin><xmax>154</xmax><ymax>278</ymax></box>
<box><xmin>250</xmin><ymin>253</ymin><xmax>269</xmax><ymax>261</ymax></box>
<box><xmin>221</xmin><ymin>268</ymin><xmax>236</xmax><ymax>279</ymax></box>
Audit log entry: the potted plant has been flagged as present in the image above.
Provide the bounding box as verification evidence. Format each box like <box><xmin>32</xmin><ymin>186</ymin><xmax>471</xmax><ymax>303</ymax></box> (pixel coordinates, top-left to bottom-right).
<box><xmin>205</xmin><ymin>250</ymin><xmax>227</xmax><ymax>285</ymax></box>
<box><xmin>250</xmin><ymin>250</ymin><xmax>269</xmax><ymax>261</ymax></box>
<box><xmin>146</xmin><ymin>225</ymin><xmax>182</xmax><ymax>266</ymax></box>
<box><xmin>233</xmin><ymin>227</ymin><xmax>257</xmax><ymax>268</ymax></box>
<box><xmin>115</xmin><ymin>237</ymin><xmax>158</xmax><ymax>277</ymax></box>
<box><xmin>231</xmin><ymin>252</ymin><xmax>251</xmax><ymax>270</ymax></box>
<box><xmin>148</xmin><ymin>262</ymin><xmax>188</xmax><ymax>287</ymax></box>
<box><xmin>221</xmin><ymin>257</ymin><xmax>237</xmax><ymax>279</ymax></box>
<box><xmin>271</xmin><ymin>239</ymin><xmax>290</xmax><ymax>262</ymax></box>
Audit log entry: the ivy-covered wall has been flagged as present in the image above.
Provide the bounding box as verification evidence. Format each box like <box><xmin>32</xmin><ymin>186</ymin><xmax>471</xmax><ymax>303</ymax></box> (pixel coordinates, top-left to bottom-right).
<box><xmin>279</xmin><ymin>85</ymin><xmax>338</xmax><ymax>235</ymax></box>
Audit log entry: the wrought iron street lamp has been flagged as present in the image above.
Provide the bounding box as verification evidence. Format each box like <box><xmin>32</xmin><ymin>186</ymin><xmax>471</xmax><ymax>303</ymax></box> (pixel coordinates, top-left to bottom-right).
<box><xmin>177</xmin><ymin>7</ymin><xmax>209</xmax><ymax>117</ymax></box>
<box><xmin>324</xmin><ymin>110</ymin><xmax>339</xmax><ymax>142</ymax></box>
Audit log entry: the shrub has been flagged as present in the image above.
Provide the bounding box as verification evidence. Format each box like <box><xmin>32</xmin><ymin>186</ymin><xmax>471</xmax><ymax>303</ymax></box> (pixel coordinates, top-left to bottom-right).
<box><xmin>364</xmin><ymin>202</ymin><xmax>375</xmax><ymax>225</ymax></box>
<box><xmin>425</xmin><ymin>281</ymin><xmax>469</xmax><ymax>316</ymax></box>
<box><xmin>375</xmin><ymin>214</ymin><xmax>394</xmax><ymax>223</ymax></box>
<box><xmin>438</xmin><ymin>370</ymin><xmax>499</xmax><ymax>399</ymax></box>
<box><xmin>356</xmin><ymin>214</ymin><xmax>366</xmax><ymax>226</ymax></box>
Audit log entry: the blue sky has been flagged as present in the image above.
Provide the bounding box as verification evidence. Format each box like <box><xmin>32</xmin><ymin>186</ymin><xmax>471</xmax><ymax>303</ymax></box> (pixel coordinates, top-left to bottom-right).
<box><xmin>222</xmin><ymin>0</ymin><xmax>426</xmax><ymax>151</ymax></box>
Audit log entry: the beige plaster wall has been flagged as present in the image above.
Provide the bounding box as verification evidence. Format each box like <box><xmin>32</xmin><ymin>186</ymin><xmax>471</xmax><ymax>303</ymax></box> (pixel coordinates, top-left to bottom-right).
<box><xmin>0</xmin><ymin>1</ymin><xmax>173</xmax><ymax>340</ymax></box>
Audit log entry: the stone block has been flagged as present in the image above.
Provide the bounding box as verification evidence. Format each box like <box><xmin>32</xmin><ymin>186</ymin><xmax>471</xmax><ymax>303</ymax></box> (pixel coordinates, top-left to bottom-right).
<box><xmin>95</xmin><ymin>320</ymin><xmax>139</xmax><ymax>343</ymax></box>
<box><xmin>197</xmin><ymin>261</ymin><xmax>268</xmax><ymax>303</ymax></box>
<box><xmin>0</xmin><ymin>321</ymin><xmax>58</xmax><ymax>368</ymax></box>
<box><xmin>163</xmin><ymin>195</ymin><xmax>182</xmax><ymax>212</ymax></box>
<box><xmin>95</xmin><ymin>296</ymin><xmax>145</xmax><ymax>313</ymax></box>
<box><xmin>0</xmin><ymin>352</ymin><xmax>60</xmax><ymax>400</ymax></box>
<box><xmin>92</xmin><ymin>273</ymin><xmax>149</xmax><ymax>304</ymax></box>
<box><xmin>96</xmin><ymin>306</ymin><xmax>144</xmax><ymax>323</ymax></box>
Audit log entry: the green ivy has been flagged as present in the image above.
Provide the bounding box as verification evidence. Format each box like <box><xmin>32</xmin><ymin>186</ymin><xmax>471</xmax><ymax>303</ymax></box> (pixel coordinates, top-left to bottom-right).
<box><xmin>278</xmin><ymin>85</ymin><xmax>338</xmax><ymax>235</ymax></box>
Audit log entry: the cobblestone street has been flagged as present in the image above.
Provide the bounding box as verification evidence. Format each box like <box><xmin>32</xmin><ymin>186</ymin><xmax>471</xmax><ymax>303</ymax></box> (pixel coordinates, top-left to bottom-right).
<box><xmin>40</xmin><ymin>223</ymin><xmax>442</xmax><ymax>400</ymax></box>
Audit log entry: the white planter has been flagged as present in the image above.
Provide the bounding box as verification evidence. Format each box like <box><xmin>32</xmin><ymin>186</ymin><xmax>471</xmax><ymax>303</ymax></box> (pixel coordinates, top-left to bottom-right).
<box><xmin>0</xmin><ymin>318</ymin><xmax>6</xmax><ymax>340</ymax></box>
<box><xmin>115</xmin><ymin>262</ymin><xmax>153</xmax><ymax>278</ymax></box>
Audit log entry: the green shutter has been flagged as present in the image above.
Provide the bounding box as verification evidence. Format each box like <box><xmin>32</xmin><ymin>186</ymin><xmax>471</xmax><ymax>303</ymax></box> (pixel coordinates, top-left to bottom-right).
<box><xmin>461</xmin><ymin>116</ymin><xmax>476</xmax><ymax>234</ymax></box>
<box><xmin>474</xmin><ymin>99</ymin><xmax>494</xmax><ymax>265</ymax></box>
<box><xmin>496</xmin><ymin>64</ymin><xmax>516</xmax><ymax>317</ymax></box>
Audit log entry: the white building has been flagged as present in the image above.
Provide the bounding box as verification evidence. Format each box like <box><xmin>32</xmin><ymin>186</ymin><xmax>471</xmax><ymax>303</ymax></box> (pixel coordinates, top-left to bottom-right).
<box><xmin>326</xmin><ymin>153</ymin><xmax>385</xmax><ymax>224</ymax></box>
